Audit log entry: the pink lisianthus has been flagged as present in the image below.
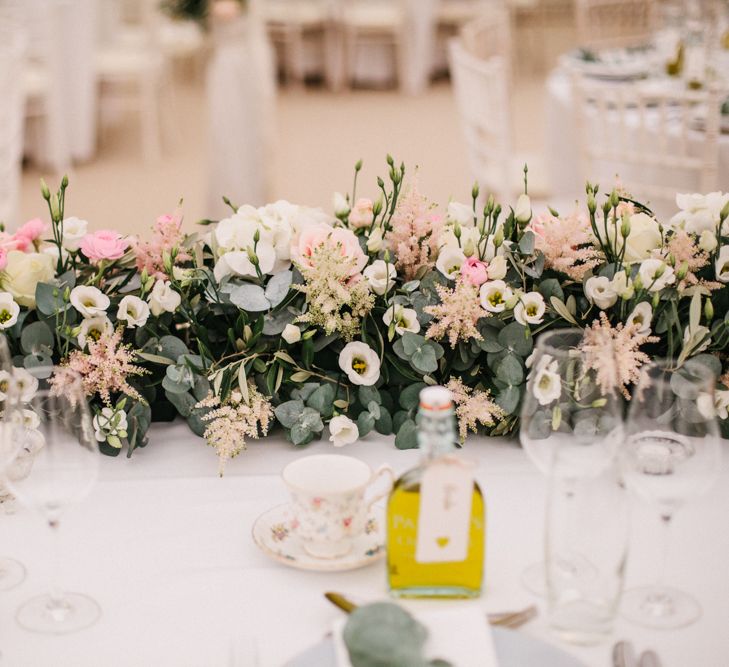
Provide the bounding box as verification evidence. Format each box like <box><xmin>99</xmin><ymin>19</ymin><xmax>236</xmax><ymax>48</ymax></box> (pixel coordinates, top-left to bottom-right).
<box><xmin>460</xmin><ymin>256</ymin><xmax>489</xmax><ymax>286</ymax></box>
<box><xmin>80</xmin><ymin>230</ymin><xmax>129</xmax><ymax>262</ymax></box>
<box><xmin>349</xmin><ymin>198</ymin><xmax>374</xmax><ymax>229</ymax></box>
<box><xmin>12</xmin><ymin>218</ymin><xmax>46</xmax><ymax>250</ymax></box>
<box><xmin>292</xmin><ymin>223</ymin><xmax>366</xmax><ymax>276</ymax></box>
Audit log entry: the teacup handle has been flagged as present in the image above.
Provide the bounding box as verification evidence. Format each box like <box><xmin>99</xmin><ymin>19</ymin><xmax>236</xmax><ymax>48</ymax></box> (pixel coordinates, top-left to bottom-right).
<box><xmin>365</xmin><ymin>464</ymin><xmax>395</xmax><ymax>510</ymax></box>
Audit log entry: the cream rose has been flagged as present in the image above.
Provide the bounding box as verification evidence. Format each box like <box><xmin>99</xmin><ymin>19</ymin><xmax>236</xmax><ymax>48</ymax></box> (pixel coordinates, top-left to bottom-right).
<box><xmin>617</xmin><ymin>213</ymin><xmax>663</xmax><ymax>263</ymax></box>
<box><xmin>328</xmin><ymin>415</ymin><xmax>359</xmax><ymax>447</ymax></box>
<box><xmin>0</xmin><ymin>250</ymin><xmax>55</xmax><ymax>308</ymax></box>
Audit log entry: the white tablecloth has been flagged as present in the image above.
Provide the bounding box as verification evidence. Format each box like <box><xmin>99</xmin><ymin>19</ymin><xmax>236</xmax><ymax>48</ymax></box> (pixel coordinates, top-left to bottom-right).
<box><xmin>1</xmin><ymin>421</ymin><xmax>727</xmax><ymax>666</ymax></box>
<box><xmin>545</xmin><ymin>70</ymin><xmax>729</xmax><ymax>214</ymax></box>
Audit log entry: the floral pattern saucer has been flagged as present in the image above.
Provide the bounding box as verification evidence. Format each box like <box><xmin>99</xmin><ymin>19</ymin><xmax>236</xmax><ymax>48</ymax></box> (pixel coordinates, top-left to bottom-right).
<box><xmin>252</xmin><ymin>503</ymin><xmax>385</xmax><ymax>572</ymax></box>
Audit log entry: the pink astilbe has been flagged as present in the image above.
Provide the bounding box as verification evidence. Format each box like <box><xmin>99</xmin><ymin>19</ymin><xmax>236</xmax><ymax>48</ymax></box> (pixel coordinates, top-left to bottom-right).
<box><xmin>386</xmin><ymin>182</ymin><xmax>443</xmax><ymax>280</ymax></box>
<box><xmin>446</xmin><ymin>377</ymin><xmax>505</xmax><ymax>441</ymax></box>
<box><xmin>135</xmin><ymin>210</ymin><xmax>190</xmax><ymax>279</ymax></box>
<box><xmin>196</xmin><ymin>384</ymin><xmax>273</xmax><ymax>475</ymax></box>
<box><xmin>55</xmin><ymin>329</ymin><xmax>148</xmax><ymax>406</ymax></box>
<box><xmin>580</xmin><ymin>313</ymin><xmax>658</xmax><ymax>399</ymax></box>
<box><xmin>661</xmin><ymin>229</ymin><xmax>720</xmax><ymax>291</ymax></box>
<box><xmin>533</xmin><ymin>210</ymin><xmax>601</xmax><ymax>281</ymax></box>
<box><xmin>425</xmin><ymin>277</ymin><xmax>488</xmax><ymax>348</ymax></box>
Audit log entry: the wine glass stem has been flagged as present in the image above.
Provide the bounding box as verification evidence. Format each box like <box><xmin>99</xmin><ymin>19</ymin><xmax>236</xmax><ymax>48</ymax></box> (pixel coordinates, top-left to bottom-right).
<box><xmin>48</xmin><ymin>518</ymin><xmax>65</xmax><ymax>607</ymax></box>
<box><xmin>656</xmin><ymin>513</ymin><xmax>672</xmax><ymax>590</ymax></box>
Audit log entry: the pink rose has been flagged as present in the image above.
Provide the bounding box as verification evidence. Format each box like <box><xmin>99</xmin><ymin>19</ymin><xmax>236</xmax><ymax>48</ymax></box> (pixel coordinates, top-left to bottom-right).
<box><xmin>349</xmin><ymin>198</ymin><xmax>374</xmax><ymax>229</ymax></box>
<box><xmin>528</xmin><ymin>213</ymin><xmax>550</xmax><ymax>240</ymax></box>
<box><xmin>292</xmin><ymin>223</ymin><xmax>366</xmax><ymax>276</ymax></box>
<box><xmin>80</xmin><ymin>230</ymin><xmax>129</xmax><ymax>262</ymax></box>
<box><xmin>13</xmin><ymin>218</ymin><xmax>46</xmax><ymax>250</ymax></box>
<box><xmin>0</xmin><ymin>247</ymin><xmax>7</xmax><ymax>271</ymax></box>
<box><xmin>460</xmin><ymin>256</ymin><xmax>489</xmax><ymax>286</ymax></box>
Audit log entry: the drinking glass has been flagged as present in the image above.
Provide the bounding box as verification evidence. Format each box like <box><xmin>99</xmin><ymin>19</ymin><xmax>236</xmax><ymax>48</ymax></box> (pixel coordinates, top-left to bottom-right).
<box><xmin>520</xmin><ymin>328</ymin><xmax>623</xmax><ymax>595</ymax></box>
<box><xmin>0</xmin><ymin>334</ymin><xmax>27</xmax><ymax>590</ymax></box>
<box><xmin>3</xmin><ymin>367</ymin><xmax>101</xmax><ymax>634</ymax></box>
<box><xmin>620</xmin><ymin>359</ymin><xmax>721</xmax><ymax>629</ymax></box>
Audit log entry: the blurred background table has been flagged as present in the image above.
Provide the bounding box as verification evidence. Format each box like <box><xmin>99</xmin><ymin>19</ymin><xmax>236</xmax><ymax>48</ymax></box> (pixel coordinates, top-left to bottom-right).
<box><xmin>0</xmin><ymin>422</ymin><xmax>726</xmax><ymax>666</ymax></box>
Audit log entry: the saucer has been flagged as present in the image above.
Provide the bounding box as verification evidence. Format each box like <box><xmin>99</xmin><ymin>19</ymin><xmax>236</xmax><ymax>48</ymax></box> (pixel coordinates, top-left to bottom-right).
<box><xmin>252</xmin><ymin>503</ymin><xmax>386</xmax><ymax>572</ymax></box>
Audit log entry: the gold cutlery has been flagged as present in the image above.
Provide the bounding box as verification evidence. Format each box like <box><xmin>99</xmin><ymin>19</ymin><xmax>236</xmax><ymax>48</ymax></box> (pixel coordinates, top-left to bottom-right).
<box><xmin>324</xmin><ymin>592</ymin><xmax>538</xmax><ymax>629</ymax></box>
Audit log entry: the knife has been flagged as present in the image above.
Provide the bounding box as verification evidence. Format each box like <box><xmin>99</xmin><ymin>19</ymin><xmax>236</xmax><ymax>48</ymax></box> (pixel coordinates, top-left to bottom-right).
<box><xmin>324</xmin><ymin>592</ymin><xmax>537</xmax><ymax>629</ymax></box>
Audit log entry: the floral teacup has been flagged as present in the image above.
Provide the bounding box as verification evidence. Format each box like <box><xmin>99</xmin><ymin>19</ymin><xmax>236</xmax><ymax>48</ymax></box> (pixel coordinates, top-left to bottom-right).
<box><xmin>282</xmin><ymin>454</ymin><xmax>393</xmax><ymax>559</ymax></box>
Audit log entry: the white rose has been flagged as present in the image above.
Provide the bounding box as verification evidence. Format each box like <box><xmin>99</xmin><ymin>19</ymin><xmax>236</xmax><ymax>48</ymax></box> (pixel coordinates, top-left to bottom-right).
<box><xmin>78</xmin><ymin>315</ymin><xmax>113</xmax><ymax>348</ymax></box>
<box><xmin>282</xmin><ymin>324</ymin><xmax>301</xmax><ymax>344</ymax></box>
<box><xmin>383</xmin><ymin>305</ymin><xmax>420</xmax><ymax>335</ymax></box>
<box><xmin>0</xmin><ymin>251</ymin><xmax>55</xmax><ymax>308</ymax></box>
<box><xmin>614</xmin><ymin>212</ymin><xmax>663</xmax><ymax>263</ymax></box>
<box><xmin>446</xmin><ymin>201</ymin><xmax>473</xmax><ymax>226</ymax></box>
<box><xmin>214</xmin><ymin>206</ymin><xmax>265</xmax><ymax>251</ymax></box>
<box><xmin>698</xmin><ymin>230</ymin><xmax>717</xmax><ymax>252</ymax></box>
<box><xmin>70</xmin><ymin>286</ymin><xmax>110</xmax><ymax>318</ymax></box>
<box><xmin>487</xmin><ymin>255</ymin><xmax>507</xmax><ymax>280</ymax></box>
<box><xmin>436</xmin><ymin>247</ymin><xmax>466</xmax><ymax>279</ymax></box>
<box><xmin>60</xmin><ymin>216</ymin><xmax>88</xmax><ymax>251</ymax></box>
<box><xmin>626</xmin><ymin>302</ymin><xmax>653</xmax><ymax>336</ymax></box>
<box><xmin>333</xmin><ymin>192</ymin><xmax>350</xmax><ymax>217</ymax></box>
<box><xmin>514</xmin><ymin>291</ymin><xmax>546</xmax><ymax>325</ymax></box>
<box><xmin>363</xmin><ymin>260</ymin><xmax>396</xmax><ymax>296</ymax></box>
<box><xmin>117</xmin><ymin>295</ymin><xmax>150</xmax><ymax>328</ymax></box>
<box><xmin>479</xmin><ymin>280</ymin><xmax>513</xmax><ymax>313</ymax></box>
<box><xmin>328</xmin><ymin>415</ymin><xmax>359</xmax><ymax>447</ymax></box>
<box><xmin>366</xmin><ymin>226</ymin><xmax>384</xmax><ymax>253</ymax></box>
<box><xmin>338</xmin><ymin>342</ymin><xmax>380</xmax><ymax>386</ymax></box>
<box><xmin>147</xmin><ymin>280</ymin><xmax>181</xmax><ymax>316</ymax></box>
<box><xmin>585</xmin><ymin>276</ymin><xmax>618</xmax><ymax>310</ymax></box>
<box><xmin>671</xmin><ymin>192</ymin><xmax>729</xmax><ymax>235</ymax></box>
<box><xmin>531</xmin><ymin>354</ymin><xmax>561</xmax><ymax>405</ymax></box>
<box><xmin>638</xmin><ymin>259</ymin><xmax>675</xmax><ymax>292</ymax></box>
<box><xmin>0</xmin><ymin>292</ymin><xmax>20</xmax><ymax>330</ymax></box>
<box><xmin>514</xmin><ymin>193</ymin><xmax>532</xmax><ymax>223</ymax></box>
<box><xmin>715</xmin><ymin>246</ymin><xmax>729</xmax><ymax>283</ymax></box>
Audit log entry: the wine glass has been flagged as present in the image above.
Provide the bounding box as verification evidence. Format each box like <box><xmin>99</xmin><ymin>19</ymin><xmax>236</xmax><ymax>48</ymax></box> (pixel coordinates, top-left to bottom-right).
<box><xmin>519</xmin><ymin>328</ymin><xmax>623</xmax><ymax>595</ymax></box>
<box><xmin>0</xmin><ymin>334</ymin><xmax>28</xmax><ymax>590</ymax></box>
<box><xmin>3</xmin><ymin>367</ymin><xmax>101</xmax><ymax>634</ymax></box>
<box><xmin>620</xmin><ymin>358</ymin><xmax>721</xmax><ymax>629</ymax></box>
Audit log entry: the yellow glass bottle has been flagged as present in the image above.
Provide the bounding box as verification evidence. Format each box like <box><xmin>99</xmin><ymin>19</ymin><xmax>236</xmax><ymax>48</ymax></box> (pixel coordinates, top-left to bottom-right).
<box><xmin>387</xmin><ymin>386</ymin><xmax>485</xmax><ymax>598</ymax></box>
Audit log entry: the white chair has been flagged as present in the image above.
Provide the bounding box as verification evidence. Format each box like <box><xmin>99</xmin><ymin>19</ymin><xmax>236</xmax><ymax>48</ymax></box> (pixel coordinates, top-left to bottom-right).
<box><xmin>0</xmin><ymin>3</ymin><xmax>26</xmax><ymax>227</ymax></box>
<box><xmin>572</xmin><ymin>74</ymin><xmax>721</xmax><ymax>215</ymax></box>
<box><xmin>449</xmin><ymin>12</ymin><xmax>548</xmax><ymax>204</ymax></box>
<box><xmin>96</xmin><ymin>0</ymin><xmax>166</xmax><ymax>161</ymax></box>
<box><xmin>575</xmin><ymin>0</ymin><xmax>656</xmax><ymax>49</ymax></box>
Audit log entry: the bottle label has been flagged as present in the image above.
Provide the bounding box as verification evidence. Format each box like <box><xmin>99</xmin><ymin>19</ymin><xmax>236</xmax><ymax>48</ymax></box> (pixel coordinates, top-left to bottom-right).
<box><xmin>415</xmin><ymin>458</ymin><xmax>474</xmax><ymax>563</ymax></box>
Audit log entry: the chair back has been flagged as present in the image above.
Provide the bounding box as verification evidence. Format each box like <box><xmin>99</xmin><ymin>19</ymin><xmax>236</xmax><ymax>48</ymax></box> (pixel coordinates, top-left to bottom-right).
<box><xmin>575</xmin><ymin>0</ymin><xmax>656</xmax><ymax>49</ymax></box>
<box><xmin>572</xmin><ymin>73</ymin><xmax>722</xmax><ymax>216</ymax></box>
<box><xmin>448</xmin><ymin>9</ymin><xmax>513</xmax><ymax>202</ymax></box>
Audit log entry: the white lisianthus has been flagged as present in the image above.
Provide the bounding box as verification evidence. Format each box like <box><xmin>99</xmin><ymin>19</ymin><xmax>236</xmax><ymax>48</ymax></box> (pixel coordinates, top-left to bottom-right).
<box><xmin>697</xmin><ymin>390</ymin><xmax>729</xmax><ymax>420</ymax></box>
<box><xmin>333</xmin><ymin>192</ymin><xmax>350</xmax><ymax>217</ymax></box>
<box><xmin>3</xmin><ymin>368</ymin><xmax>39</xmax><ymax>403</ymax></box>
<box><xmin>585</xmin><ymin>276</ymin><xmax>618</xmax><ymax>309</ymax></box>
<box><xmin>514</xmin><ymin>292</ymin><xmax>546</xmax><ymax>325</ymax></box>
<box><xmin>446</xmin><ymin>201</ymin><xmax>473</xmax><ymax>226</ymax></box>
<box><xmin>147</xmin><ymin>280</ymin><xmax>181</xmax><ymax>316</ymax></box>
<box><xmin>611</xmin><ymin>270</ymin><xmax>634</xmax><ymax>299</ymax></box>
<box><xmin>514</xmin><ymin>194</ymin><xmax>532</xmax><ymax>223</ymax></box>
<box><xmin>117</xmin><ymin>295</ymin><xmax>150</xmax><ymax>328</ymax></box>
<box><xmin>532</xmin><ymin>354</ymin><xmax>561</xmax><ymax>406</ymax></box>
<box><xmin>487</xmin><ymin>255</ymin><xmax>507</xmax><ymax>280</ymax></box>
<box><xmin>282</xmin><ymin>324</ymin><xmax>302</xmax><ymax>344</ymax></box>
<box><xmin>715</xmin><ymin>246</ymin><xmax>729</xmax><ymax>283</ymax></box>
<box><xmin>626</xmin><ymin>302</ymin><xmax>653</xmax><ymax>335</ymax></box>
<box><xmin>699</xmin><ymin>230</ymin><xmax>718</xmax><ymax>252</ymax></box>
<box><xmin>436</xmin><ymin>247</ymin><xmax>466</xmax><ymax>279</ymax></box>
<box><xmin>338</xmin><ymin>342</ymin><xmax>380</xmax><ymax>386</ymax></box>
<box><xmin>479</xmin><ymin>280</ymin><xmax>513</xmax><ymax>313</ymax></box>
<box><xmin>670</xmin><ymin>192</ymin><xmax>729</xmax><ymax>235</ymax></box>
<box><xmin>328</xmin><ymin>415</ymin><xmax>359</xmax><ymax>447</ymax></box>
<box><xmin>78</xmin><ymin>315</ymin><xmax>113</xmax><ymax>348</ymax></box>
<box><xmin>638</xmin><ymin>259</ymin><xmax>675</xmax><ymax>292</ymax></box>
<box><xmin>366</xmin><ymin>226</ymin><xmax>384</xmax><ymax>253</ymax></box>
<box><xmin>60</xmin><ymin>216</ymin><xmax>88</xmax><ymax>251</ymax></box>
<box><xmin>93</xmin><ymin>407</ymin><xmax>128</xmax><ymax>448</ymax></box>
<box><xmin>383</xmin><ymin>305</ymin><xmax>420</xmax><ymax>335</ymax></box>
<box><xmin>21</xmin><ymin>408</ymin><xmax>40</xmax><ymax>430</ymax></box>
<box><xmin>0</xmin><ymin>292</ymin><xmax>20</xmax><ymax>330</ymax></box>
<box><xmin>363</xmin><ymin>260</ymin><xmax>396</xmax><ymax>296</ymax></box>
<box><xmin>70</xmin><ymin>286</ymin><xmax>110</xmax><ymax>318</ymax></box>
<box><xmin>439</xmin><ymin>226</ymin><xmax>480</xmax><ymax>257</ymax></box>
<box><xmin>697</xmin><ymin>392</ymin><xmax>715</xmax><ymax>419</ymax></box>
<box><xmin>0</xmin><ymin>251</ymin><xmax>55</xmax><ymax>308</ymax></box>
<box><xmin>213</xmin><ymin>242</ymin><xmax>277</xmax><ymax>282</ymax></box>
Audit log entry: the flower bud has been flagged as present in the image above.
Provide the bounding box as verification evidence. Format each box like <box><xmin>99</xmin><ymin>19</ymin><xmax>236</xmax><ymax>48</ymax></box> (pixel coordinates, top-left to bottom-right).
<box><xmin>705</xmin><ymin>298</ymin><xmax>714</xmax><ymax>321</ymax></box>
<box><xmin>463</xmin><ymin>238</ymin><xmax>476</xmax><ymax>257</ymax></box>
<box><xmin>721</xmin><ymin>199</ymin><xmax>729</xmax><ymax>223</ymax></box>
<box><xmin>493</xmin><ymin>228</ymin><xmax>504</xmax><ymax>248</ymax></box>
<box><xmin>386</xmin><ymin>154</ymin><xmax>394</xmax><ymax>166</ymax></box>
<box><xmin>453</xmin><ymin>222</ymin><xmax>462</xmax><ymax>239</ymax></box>
<box><xmin>652</xmin><ymin>262</ymin><xmax>666</xmax><ymax>279</ymax></box>
<box><xmin>633</xmin><ymin>274</ymin><xmax>643</xmax><ymax>291</ymax></box>
<box><xmin>471</xmin><ymin>182</ymin><xmax>480</xmax><ymax>200</ymax></box>
<box><xmin>61</xmin><ymin>174</ymin><xmax>69</xmax><ymax>189</ymax></box>
<box><xmin>246</xmin><ymin>246</ymin><xmax>259</xmax><ymax>264</ymax></box>
<box><xmin>383</xmin><ymin>249</ymin><xmax>391</xmax><ymax>263</ymax></box>
<box><xmin>652</xmin><ymin>291</ymin><xmax>660</xmax><ymax>308</ymax></box>
<box><xmin>587</xmin><ymin>194</ymin><xmax>597</xmax><ymax>215</ymax></box>
<box><xmin>355</xmin><ymin>159</ymin><xmax>363</xmax><ymax>172</ymax></box>
<box><xmin>486</xmin><ymin>194</ymin><xmax>494</xmax><ymax>214</ymax></box>
<box><xmin>620</xmin><ymin>216</ymin><xmax>631</xmax><ymax>238</ymax></box>
<box><xmin>610</xmin><ymin>190</ymin><xmax>619</xmax><ymax>208</ymax></box>
<box><xmin>243</xmin><ymin>324</ymin><xmax>253</xmax><ymax>343</ymax></box>
<box><xmin>302</xmin><ymin>329</ymin><xmax>316</xmax><ymax>340</ymax></box>
<box><xmin>372</xmin><ymin>198</ymin><xmax>383</xmax><ymax>216</ymax></box>
<box><xmin>333</xmin><ymin>192</ymin><xmax>350</xmax><ymax>217</ymax></box>
<box><xmin>675</xmin><ymin>261</ymin><xmax>689</xmax><ymax>281</ymax></box>
<box><xmin>253</xmin><ymin>228</ymin><xmax>260</xmax><ymax>244</ymax></box>
<box><xmin>49</xmin><ymin>193</ymin><xmax>60</xmax><ymax>220</ymax></box>
<box><xmin>699</xmin><ymin>230</ymin><xmax>718</xmax><ymax>252</ymax></box>
<box><xmin>40</xmin><ymin>178</ymin><xmax>50</xmax><ymax>200</ymax></box>
<box><xmin>366</xmin><ymin>226</ymin><xmax>383</xmax><ymax>253</ymax></box>
<box><xmin>665</xmin><ymin>253</ymin><xmax>676</xmax><ymax>267</ymax></box>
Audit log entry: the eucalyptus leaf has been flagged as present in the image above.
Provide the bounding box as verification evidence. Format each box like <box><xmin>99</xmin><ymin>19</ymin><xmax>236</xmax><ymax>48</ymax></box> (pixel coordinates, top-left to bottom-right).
<box><xmin>497</xmin><ymin>322</ymin><xmax>532</xmax><ymax>356</ymax></box>
<box><xmin>274</xmin><ymin>400</ymin><xmax>305</xmax><ymax>428</ymax></box>
<box><xmin>228</xmin><ymin>283</ymin><xmax>271</xmax><ymax>312</ymax></box>
<box><xmin>518</xmin><ymin>230</ymin><xmax>535</xmax><ymax>255</ymax></box>
<box><xmin>158</xmin><ymin>335</ymin><xmax>189</xmax><ymax>362</ymax></box>
<box><xmin>357</xmin><ymin>411</ymin><xmax>375</xmax><ymax>438</ymax></box>
<box><xmin>264</xmin><ymin>270</ymin><xmax>293</xmax><ymax>308</ymax></box>
<box><xmin>399</xmin><ymin>383</ymin><xmax>426</xmax><ymax>410</ymax></box>
<box><xmin>496</xmin><ymin>385</ymin><xmax>521</xmax><ymax>415</ymax></box>
<box><xmin>395</xmin><ymin>419</ymin><xmax>419</xmax><ymax>449</ymax></box>
<box><xmin>20</xmin><ymin>321</ymin><xmax>54</xmax><ymax>355</ymax></box>
<box><xmin>410</xmin><ymin>345</ymin><xmax>437</xmax><ymax>374</ymax></box>
<box><xmin>306</xmin><ymin>383</ymin><xmax>335</xmax><ymax>417</ymax></box>
<box><xmin>374</xmin><ymin>406</ymin><xmax>393</xmax><ymax>435</ymax></box>
<box><xmin>358</xmin><ymin>386</ymin><xmax>381</xmax><ymax>407</ymax></box>
<box><xmin>496</xmin><ymin>353</ymin><xmax>524</xmax><ymax>385</ymax></box>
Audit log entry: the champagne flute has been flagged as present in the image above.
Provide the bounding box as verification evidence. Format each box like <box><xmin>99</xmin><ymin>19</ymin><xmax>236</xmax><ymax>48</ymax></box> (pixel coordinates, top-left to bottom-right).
<box><xmin>3</xmin><ymin>367</ymin><xmax>101</xmax><ymax>634</ymax></box>
<box><xmin>620</xmin><ymin>358</ymin><xmax>721</xmax><ymax>629</ymax></box>
<box><xmin>519</xmin><ymin>328</ymin><xmax>623</xmax><ymax>595</ymax></box>
<box><xmin>0</xmin><ymin>334</ymin><xmax>28</xmax><ymax>590</ymax></box>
